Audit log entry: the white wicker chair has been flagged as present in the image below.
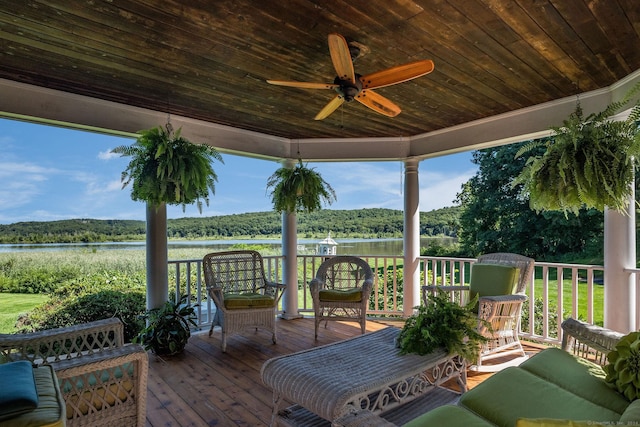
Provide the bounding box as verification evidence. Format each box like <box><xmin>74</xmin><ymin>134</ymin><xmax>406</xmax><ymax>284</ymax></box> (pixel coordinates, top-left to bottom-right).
<box><xmin>202</xmin><ymin>250</ymin><xmax>286</xmax><ymax>352</ymax></box>
<box><xmin>309</xmin><ymin>256</ymin><xmax>374</xmax><ymax>339</ymax></box>
<box><xmin>0</xmin><ymin>318</ymin><xmax>148</xmax><ymax>427</ymax></box>
<box><xmin>423</xmin><ymin>252</ymin><xmax>534</xmax><ymax>370</ymax></box>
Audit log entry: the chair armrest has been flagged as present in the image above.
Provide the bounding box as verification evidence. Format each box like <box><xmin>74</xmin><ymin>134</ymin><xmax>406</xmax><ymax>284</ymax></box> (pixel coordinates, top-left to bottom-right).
<box><xmin>480</xmin><ymin>294</ymin><xmax>527</xmax><ymax>303</ymax></box>
<box><xmin>0</xmin><ymin>318</ymin><xmax>124</xmax><ymax>365</ymax></box>
<box><xmin>561</xmin><ymin>318</ymin><xmax>623</xmax><ymax>364</ymax></box>
<box><xmin>264</xmin><ymin>281</ymin><xmax>286</xmax><ymax>304</ymax></box>
<box><xmin>309</xmin><ymin>277</ymin><xmax>324</xmax><ymax>295</ymax></box>
<box><xmin>53</xmin><ymin>344</ymin><xmax>148</xmax><ymax>427</ymax></box>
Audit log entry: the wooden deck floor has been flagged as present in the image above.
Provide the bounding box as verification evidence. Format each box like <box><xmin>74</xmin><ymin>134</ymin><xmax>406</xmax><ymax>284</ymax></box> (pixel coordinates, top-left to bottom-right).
<box><xmin>145</xmin><ymin>317</ymin><xmax>545</xmax><ymax>427</ymax></box>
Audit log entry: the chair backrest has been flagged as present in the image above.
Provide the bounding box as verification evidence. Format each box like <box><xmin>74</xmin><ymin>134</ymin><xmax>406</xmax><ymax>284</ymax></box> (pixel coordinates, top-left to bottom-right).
<box><xmin>476</xmin><ymin>252</ymin><xmax>534</xmax><ymax>294</ymax></box>
<box><xmin>202</xmin><ymin>250</ymin><xmax>267</xmax><ymax>294</ymax></box>
<box><xmin>314</xmin><ymin>256</ymin><xmax>373</xmax><ymax>290</ymax></box>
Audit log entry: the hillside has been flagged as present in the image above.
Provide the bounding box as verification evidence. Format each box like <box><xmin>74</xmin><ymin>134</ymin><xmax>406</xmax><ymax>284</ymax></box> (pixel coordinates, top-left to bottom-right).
<box><xmin>0</xmin><ymin>207</ymin><xmax>461</xmax><ymax>244</ymax></box>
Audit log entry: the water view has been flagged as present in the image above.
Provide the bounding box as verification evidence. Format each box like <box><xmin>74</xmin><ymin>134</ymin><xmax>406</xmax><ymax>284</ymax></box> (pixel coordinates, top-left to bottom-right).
<box><xmin>0</xmin><ymin>237</ymin><xmax>455</xmax><ymax>256</ymax></box>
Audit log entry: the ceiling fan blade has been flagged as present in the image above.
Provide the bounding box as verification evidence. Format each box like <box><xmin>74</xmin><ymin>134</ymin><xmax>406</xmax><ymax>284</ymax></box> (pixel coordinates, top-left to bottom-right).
<box><xmin>314</xmin><ymin>94</ymin><xmax>345</xmax><ymax>120</ymax></box>
<box><xmin>360</xmin><ymin>60</ymin><xmax>434</xmax><ymax>90</ymax></box>
<box><xmin>266</xmin><ymin>80</ymin><xmax>339</xmax><ymax>90</ymax></box>
<box><xmin>355</xmin><ymin>90</ymin><xmax>401</xmax><ymax>117</ymax></box>
<box><xmin>328</xmin><ymin>33</ymin><xmax>356</xmax><ymax>84</ymax></box>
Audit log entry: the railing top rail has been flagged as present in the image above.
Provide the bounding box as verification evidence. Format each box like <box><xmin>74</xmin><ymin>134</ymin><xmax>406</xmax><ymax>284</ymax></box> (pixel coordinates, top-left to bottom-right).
<box><xmin>533</xmin><ymin>261</ymin><xmax>603</xmax><ymax>269</ymax></box>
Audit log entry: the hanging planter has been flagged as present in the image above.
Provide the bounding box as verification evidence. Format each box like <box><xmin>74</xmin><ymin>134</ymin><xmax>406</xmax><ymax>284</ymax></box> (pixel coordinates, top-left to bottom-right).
<box><xmin>112</xmin><ymin>124</ymin><xmax>223</xmax><ymax>212</ymax></box>
<box><xmin>514</xmin><ymin>84</ymin><xmax>640</xmax><ymax>216</ymax></box>
<box><xmin>266</xmin><ymin>159</ymin><xmax>337</xmax><ymax>213</ymax></box>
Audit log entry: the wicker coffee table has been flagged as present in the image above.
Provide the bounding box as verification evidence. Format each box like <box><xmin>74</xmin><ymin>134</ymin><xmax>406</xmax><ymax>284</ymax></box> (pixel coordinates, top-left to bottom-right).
<box><xmin>261</xmin><ymin>327</ymin><xmax>467</xmax><ymax>426</ymax></box>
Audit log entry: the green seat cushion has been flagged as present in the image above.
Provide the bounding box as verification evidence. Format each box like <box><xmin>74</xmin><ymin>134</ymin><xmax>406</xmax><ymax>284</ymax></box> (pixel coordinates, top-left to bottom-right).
<box><xmin>0</xmin><ymin>360</ymin><xmax>39</xmax><ymax>421</ymax></box>
<box><xmin>319</xmin><ymin>288</ymin><xmax>363</xmax><ymax>302</ymax></box>
<box><xmin>223</xmin><ymin>292</ymin><xmax>274</xmax><ymax>309</ymax></box>
<box><xmin>403</xmin><ymin>405</ymin><xmax>494</xmax><ymax>427</ymax></box>
<box><xmin>459</xmin><ymin>367</ymin><xmax>621</xmax><ymax>426</ymax></box>
<box><xmin>620</xmin><ymin>399</ymin><xmax>640</xmax><ymax>422</ymax></box>
<box><xmin>520</xmin><ymin>347</ymin><xmax>628</xmax><ymax>414</ymax></box>
<box><xmin>4</xmin><ymin>365</ymin><xmax>65</xmax><ymax>427</ymax></box>
<box><xmin>469</xmin><ymin>263</ymin><xmax>519</xmax><ymax>312</ymax></box>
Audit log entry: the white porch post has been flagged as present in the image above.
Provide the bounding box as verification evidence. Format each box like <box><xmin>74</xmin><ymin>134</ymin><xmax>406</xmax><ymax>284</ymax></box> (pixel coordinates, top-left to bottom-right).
<box><xmin>403</xmin><ymin>158</ymin><xmax>421</xmax><ymax>317</ymax></box>
<box><xmin>604</xmin><ymin>184</ymin><xmax>636</xmax><ymax>333</ymax></box>
<box><xmin>281</xmin><ymin>160</ymin><xmax>302</xmax><ymax>320</ymax></box>
<box><xmin>146</xmin><ymin>202</ymin><xmax>168</xmax><ymax>310</ymax></box>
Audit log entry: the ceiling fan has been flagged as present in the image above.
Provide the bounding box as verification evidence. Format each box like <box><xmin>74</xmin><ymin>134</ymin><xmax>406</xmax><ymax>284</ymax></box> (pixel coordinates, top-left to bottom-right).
<box><xmin>267</xmin><ymin>33</ymin><xmax>434</xmax><ymax>120</ymax></box>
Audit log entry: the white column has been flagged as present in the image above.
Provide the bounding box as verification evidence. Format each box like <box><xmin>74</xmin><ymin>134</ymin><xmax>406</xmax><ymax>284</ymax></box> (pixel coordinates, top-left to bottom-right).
<box><xmin>604</xmin><ymin>186</ymin><xmax>636</xmax><ymax>333</ymax></box>
<box><xmin>146</xmin><ymin>202</ymin><xmax>168</xmax><ymax>310</ymax></box>
<box><xmin>403</xmin><ymin>158</ymin><xmax>421</xmax><ymax>317</ymax></box>
<box><xmin>280</xmin><ymin>160</ymin><xmax>302</xmax><ymax>320</ymax></box>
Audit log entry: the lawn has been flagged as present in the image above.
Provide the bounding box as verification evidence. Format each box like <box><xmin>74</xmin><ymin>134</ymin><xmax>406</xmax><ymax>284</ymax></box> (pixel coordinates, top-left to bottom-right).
<box><xmin>0</xmin><ymin>293</ymin><xmax>49</xmax><ymax>333</ymax></box>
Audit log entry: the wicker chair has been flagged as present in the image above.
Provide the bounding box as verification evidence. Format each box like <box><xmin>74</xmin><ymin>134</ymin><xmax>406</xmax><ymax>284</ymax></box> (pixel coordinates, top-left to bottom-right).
<box><xmin>0</xmin><ymin>318</ymin><xmax>148</xmax><ymax>427</ymax></box>
<box><xmin>310</xmin><ymin>256</ymin><xmax>374</xmax><ymax>339</ymax></box>
<box><xmin>202</xmin><ymin>250</ymin><xmax>286</xmax><ymax>352</ymax></box>
<box><xmin>423</xmin><ymin>252</ymin><xmax>535</xmax><ymax>370</ymax></box>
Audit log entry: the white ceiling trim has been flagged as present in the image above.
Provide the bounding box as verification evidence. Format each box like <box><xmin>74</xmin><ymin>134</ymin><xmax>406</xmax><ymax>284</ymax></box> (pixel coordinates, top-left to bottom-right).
<box><xmin>1</xmin><ymin>68</ymin><xmax>639</xmax><ymax>163</ymax></box>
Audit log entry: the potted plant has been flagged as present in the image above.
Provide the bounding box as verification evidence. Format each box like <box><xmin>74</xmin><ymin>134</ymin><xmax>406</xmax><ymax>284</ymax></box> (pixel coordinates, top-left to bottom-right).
<box><xmin>396</xmin><ymin>290</ymin><xmax>488</xmax><ymax>364</ymax></box>
<box><xmin>266</xmin><ymin>159</ymin><xmax>337</xmax><ymax>213</ymax></box>
<box><xmin>514</xmin><ymin>84</ymin><xmax>640</xmax><ymax>216</ymax></box>
<box><xmin>112</xmin><ymin>124</ymin><xmax>223</xmax><ymax>310</ymax></box>
<box><xmin>134</xmin><ymin>294</ymin><xmax>198</xmax><ymax>356</ymax></box>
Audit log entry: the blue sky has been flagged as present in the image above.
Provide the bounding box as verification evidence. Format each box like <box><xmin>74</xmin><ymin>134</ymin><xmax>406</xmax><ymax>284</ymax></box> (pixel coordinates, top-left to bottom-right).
<box><xmin>0</xmin><ymin>118</ymin><xmax>478</xmax><ymax>224</ymax></box>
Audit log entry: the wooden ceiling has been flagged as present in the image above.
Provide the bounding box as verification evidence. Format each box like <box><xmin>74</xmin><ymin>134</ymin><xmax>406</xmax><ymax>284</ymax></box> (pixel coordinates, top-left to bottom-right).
<box><xmin>0</xmin><ymin>0</ymin><xmax>639</xmax><ymax>141</ymax></box>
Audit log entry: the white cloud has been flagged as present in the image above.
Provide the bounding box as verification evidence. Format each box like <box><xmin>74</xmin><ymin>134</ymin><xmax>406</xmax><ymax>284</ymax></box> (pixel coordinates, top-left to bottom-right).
<box><xmin>98</xmin><ymin>149</ymin><xmax>119</xmax><ymax>160</ymax></box>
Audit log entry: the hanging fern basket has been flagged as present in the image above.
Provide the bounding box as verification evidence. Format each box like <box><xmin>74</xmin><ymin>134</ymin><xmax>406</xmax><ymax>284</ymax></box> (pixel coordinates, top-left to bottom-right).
<box><xmin>266</xmin><ymin>160</ymin><xmax>337</xmax><ymax>214</ymax></box>
<box><xmin>514</xmin><ymin>84</ymin><xmax>640</xmax><ymax>216</ymax></box>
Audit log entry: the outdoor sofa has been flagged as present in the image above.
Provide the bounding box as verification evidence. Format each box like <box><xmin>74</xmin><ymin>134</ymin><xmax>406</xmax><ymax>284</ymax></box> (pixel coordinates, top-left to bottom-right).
<box><xmin>336</xmin><ymin>318</ymin><xmax>640</xmax><ymax>427</ymax></box>
<box><xmin>0</xmin><ymin>318</ymin><xmax>148</xmax><ymax>427</ymax></box>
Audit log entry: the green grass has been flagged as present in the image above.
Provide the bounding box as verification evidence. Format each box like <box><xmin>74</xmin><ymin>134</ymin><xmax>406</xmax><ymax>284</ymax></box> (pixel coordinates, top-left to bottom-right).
<box><xmin>0</xmin><ymin>293</ymin><xmax>49</xmax><ymax>333</ymax></box>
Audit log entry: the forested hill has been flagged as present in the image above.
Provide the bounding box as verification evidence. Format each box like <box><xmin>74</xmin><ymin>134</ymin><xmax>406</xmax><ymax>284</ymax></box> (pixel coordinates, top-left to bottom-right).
<box><xmin>0</xmin><ymin>207</ymin><xmax>461</xmax><ymax>244</ymax></box>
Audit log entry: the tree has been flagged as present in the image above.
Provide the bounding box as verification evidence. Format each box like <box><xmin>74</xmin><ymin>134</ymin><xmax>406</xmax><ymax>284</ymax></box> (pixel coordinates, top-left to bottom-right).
<box><xmin>456</xmin><ymin>142</ymin><xmax>603</xmax><ymax>261</ymax></box>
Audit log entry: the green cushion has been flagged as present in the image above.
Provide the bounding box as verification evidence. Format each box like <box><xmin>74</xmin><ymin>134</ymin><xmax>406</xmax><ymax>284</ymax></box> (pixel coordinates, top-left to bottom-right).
<box><xmin>319</xmin><ymin>288</ymin><xmax>363</xmax><ymax>302</ymax></box>
<box><xmin>459</xmin><ymin>367</ymin><xmax>622</xmax><ymax>426</ymax></box>
<box><xmin>620</xmin><ymin>399</ymin><xmax>640</xmax><ymax>422</ymax></box>
<box><xmin>520</xmin><ymin>347</ymin><xmax>628</xmax><ymax>414</ymax></box>
<box><xmin>0</xmin><ymin>360</ymin><xmax>39</xmax><ymax>421</ymax></box>
<box><xmin>516</xmin><ymin>419</ymin><xmax>615</xmax><ymax>426</ymax></box>
<box><xmin>469</xmin><ymin>263</ymin><xmax>519</xmax><ymax>312</ymax></box>
<box><xmin>223</xmin><ymin>292</ymin><xmax>274</xmax><ymax>309</ymax></box>
<box><xmin>403</xmin><ymin>405</ymin><xmax>494</xmax><ymax>427</ymax></box>
<box><xmin>4</xmin><ymin>365</ymin><xmax>65</xmax><ymax>427</ymax></box>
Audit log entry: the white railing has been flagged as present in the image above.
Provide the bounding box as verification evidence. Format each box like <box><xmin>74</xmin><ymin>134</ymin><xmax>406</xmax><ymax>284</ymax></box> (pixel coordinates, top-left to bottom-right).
<box><xmin>168</xmin><ymin>255</ymin><xmax>606</xmax><ymax>346</ymax></box>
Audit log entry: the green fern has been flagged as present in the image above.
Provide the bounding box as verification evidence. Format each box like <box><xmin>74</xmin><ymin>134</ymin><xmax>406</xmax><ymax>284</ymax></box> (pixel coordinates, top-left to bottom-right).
<box><xmin>514</xmin><ymin>83</ymin><xmax>640</xmax><ymax>216</ymax></box>
<box><xmin>112</xmin><ymin>126</ymin><xmax>223</xmax><ymax>212</ymax></box>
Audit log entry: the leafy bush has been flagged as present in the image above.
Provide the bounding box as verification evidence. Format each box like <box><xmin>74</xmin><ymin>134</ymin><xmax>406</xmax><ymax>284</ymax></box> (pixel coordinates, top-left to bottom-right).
<box><xmin>16</xmin><ymin>271</ymin><xmax>146</xmax><ymax>342</ymax></box>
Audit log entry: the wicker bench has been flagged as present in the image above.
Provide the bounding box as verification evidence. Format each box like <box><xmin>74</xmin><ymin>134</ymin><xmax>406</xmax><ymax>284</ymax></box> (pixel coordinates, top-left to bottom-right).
<box><xmin>0</xmin><ymin>318</ymin><xmax>148</xmax><ymax>427</ymax></box>
<box><xmin>261</xmin><ymin>327</ymin><xmax>466</xmax><ymax>426</ymax></box>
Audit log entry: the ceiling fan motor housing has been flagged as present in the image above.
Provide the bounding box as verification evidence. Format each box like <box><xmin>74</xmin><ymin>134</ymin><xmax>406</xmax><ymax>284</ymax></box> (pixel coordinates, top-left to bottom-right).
<box><xmin>334</xmin><ymin>74</ymin><xmax>363</xmax><ymax>102</ymax></box>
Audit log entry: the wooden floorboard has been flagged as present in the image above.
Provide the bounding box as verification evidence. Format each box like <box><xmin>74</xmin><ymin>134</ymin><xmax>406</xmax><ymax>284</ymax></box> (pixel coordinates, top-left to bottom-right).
<box><xmin>145</xmin><ymin>317</ymin><xmax>544</xmax><ymax>426</ymax></box>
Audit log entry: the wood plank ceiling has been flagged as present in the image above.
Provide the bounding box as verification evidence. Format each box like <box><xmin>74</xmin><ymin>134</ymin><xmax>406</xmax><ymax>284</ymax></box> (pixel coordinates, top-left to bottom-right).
<box><xmin>0</xmin><ymin>0</ymin><xmax>639</xmax><ymax>140</ymax></box>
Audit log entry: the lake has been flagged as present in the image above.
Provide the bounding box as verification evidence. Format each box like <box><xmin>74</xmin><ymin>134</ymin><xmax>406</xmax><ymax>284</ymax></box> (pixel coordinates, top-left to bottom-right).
<box><xmin>0</xmin><ymin>237</ymin><xmax>455</xmax><ymax>256</ymax></box>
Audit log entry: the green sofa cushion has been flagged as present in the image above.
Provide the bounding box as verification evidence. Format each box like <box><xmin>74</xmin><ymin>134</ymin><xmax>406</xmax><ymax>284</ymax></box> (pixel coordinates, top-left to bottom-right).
<box><xmin>520</xmin><ymin>347</ymin><xmax>629</xmax><ymax>414</ymax></box>
<box><xmin>516</xmin><ymin>419</ymin><xmax>617</xmax><ymax>426</ymax></box>
<box><xmin>223</xmin><ymin>292</ymin><xmax>274</xmax><ymax>309</ymax></box>
<box><xmin>469</xmin><ymin>263</ymin><xmax>519</xmax><ymax>312</ymax></box>
<box><xmin>459</xmin><ymin>367</ymin><xmax>621</xmax><ymax>426</ymax></box>
<box><xmin>403</xmin><ymin>404</ymin><xmax>495</xmax><ymax>427</ymax></box>
<box><xmin>319</xmin><ymin>288</ymin><xmax>363</xmax><ymax>302</ymax></box>
<box><xmin>0</xmin><ymin>360</ymin><xmax>39</xmax><ymax>421</ymax></box>
<box><xmin>620</xmin><ymin>399</ymin><xmax>640</xmax><ymax>422</ymax></box>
